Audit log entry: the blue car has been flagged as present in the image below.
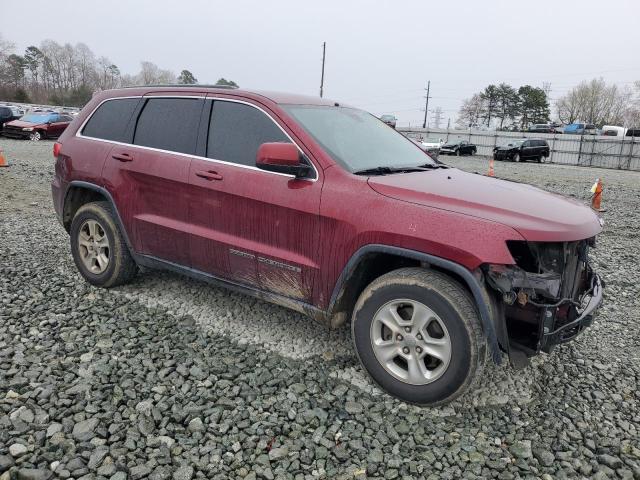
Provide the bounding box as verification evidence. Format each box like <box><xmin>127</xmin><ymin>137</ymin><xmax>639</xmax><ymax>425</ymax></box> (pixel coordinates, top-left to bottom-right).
<box><xmin>564</xmin><ymin>123</ymin><xmax>598</xmax><ymax>135</ymax></box>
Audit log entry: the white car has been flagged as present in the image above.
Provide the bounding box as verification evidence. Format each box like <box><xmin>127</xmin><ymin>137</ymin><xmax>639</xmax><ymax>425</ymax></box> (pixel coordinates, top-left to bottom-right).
<box><xmin>420</xmin><ymin>137</ymin><xmax>444</xmax><ymax>157</ymax></box>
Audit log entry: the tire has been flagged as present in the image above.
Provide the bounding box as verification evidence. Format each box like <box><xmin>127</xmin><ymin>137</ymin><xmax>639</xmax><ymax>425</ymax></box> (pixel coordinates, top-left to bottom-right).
<box><xmin>471</xmin><ymin>148</ymin><xmax>477</xmax><ymax>156</ymax></box>
<box><xmin>513</xmin><ymin>153</ymin><xmax>520</xmax><ymax>162</ymax></box>
<box><xmin>351</xmin><ymin>268</ymin><xmax>485</xmax><ymax>406</ymax></box>
<box><xmin>70</xmin><ymin>201</ymin><xmax>137</xmax><ymax>287</ymax></box>
<box><xmin>29</xmin><ymin>131</ymin><xmax>42</xmax><ymax>141</ymax></box>
<box><xmin>455</xmin><ymin>149</ymin><xmax>461</xmax><ymax>156</ymax></box>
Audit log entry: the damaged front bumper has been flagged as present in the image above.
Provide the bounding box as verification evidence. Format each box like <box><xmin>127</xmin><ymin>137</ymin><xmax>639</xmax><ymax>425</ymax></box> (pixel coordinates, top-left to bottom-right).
<box><xmin>485</xmin><ymin>239</ymin><xmax>604</xmax><ymax>361</ymax></box>
<box><xmin>539</xmin><ymin>273</ymin><xmax>603</xmax><ymax>347</ymax></box>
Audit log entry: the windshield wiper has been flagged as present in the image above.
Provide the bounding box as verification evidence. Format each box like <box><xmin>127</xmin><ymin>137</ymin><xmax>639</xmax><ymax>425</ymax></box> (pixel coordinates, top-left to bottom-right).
<box><xmin>353</xmin><ymin>165</ymin><xmax>440</xmax><ymax>176</ymax></box>
<box><xmin>417</xmin><ymin>162</ymin><xmax>449</xmax><ymax>169</ymax></box>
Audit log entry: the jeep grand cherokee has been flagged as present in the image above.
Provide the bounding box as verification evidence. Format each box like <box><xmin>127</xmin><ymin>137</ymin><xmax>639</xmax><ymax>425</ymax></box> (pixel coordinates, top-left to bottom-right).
<box><xmin>51</xmin><ymin>86</ymin><xmax>604</xmax><ymax>405</ymax></box>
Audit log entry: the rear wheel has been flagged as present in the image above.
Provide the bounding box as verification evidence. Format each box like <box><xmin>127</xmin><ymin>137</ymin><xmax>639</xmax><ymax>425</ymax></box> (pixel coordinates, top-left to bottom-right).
<box><xmin>351</xmin><ymin>268</ymin><xmax>485</xmax><ymax>405</ymax></box>
<box><xmin>70</xmin><ymin>201</ymin><xmax>137</xmax><ymax>287</ymax></box>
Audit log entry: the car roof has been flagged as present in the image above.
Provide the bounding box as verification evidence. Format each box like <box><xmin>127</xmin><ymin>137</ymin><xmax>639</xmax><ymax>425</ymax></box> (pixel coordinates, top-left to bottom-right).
<box><xmin>101</xmin><ymin>85</ymin><xmax>342</xmax><ymax>107</ymax></box>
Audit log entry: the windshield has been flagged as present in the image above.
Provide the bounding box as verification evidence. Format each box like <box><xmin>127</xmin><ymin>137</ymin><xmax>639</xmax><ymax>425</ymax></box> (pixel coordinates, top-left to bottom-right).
<box><xmin>19</xmin><ymin>114</ymin><xmax>55</xmax><ymax>123</ymax></box>
<box><xmin>284</xmin><ymin>105</ymin><xmax>436</xmax><ymax>171</ymax></box>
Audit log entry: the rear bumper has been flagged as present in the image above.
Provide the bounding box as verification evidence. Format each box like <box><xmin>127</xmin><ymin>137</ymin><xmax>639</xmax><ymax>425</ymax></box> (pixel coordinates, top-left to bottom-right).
<box><xmin>51</xmin><ymin>177</ymin><xmax>65</xmax><ymax>227</ymax></box>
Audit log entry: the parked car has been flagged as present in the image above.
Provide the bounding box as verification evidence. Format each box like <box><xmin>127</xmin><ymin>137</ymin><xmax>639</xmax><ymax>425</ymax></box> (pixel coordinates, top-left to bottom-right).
<box><xmin>380</xmin><ymin>114</ymin><xmax>397</xmax><ymax>128</ymax></box>
<box><xmin>440</xmin><ymin>140</ymin><xmax>477</xmax><ymax>156</ymax></box>
<box><xmin>527</xmin><ymin>124</ymin><xmax>562</xmax><ymax>134</ymax></box>
<box><xmin>601</xmin><ymin>125</ymin><xmax>625</xmax><ymax>137</ymax></box>
<box><xmin>564</xmin><ymin>123</ymin><xmax>597</xmax><ymax>135</ymax></box>
<box><xmin>0</xmin><ymin>105</ymin><xmax>21</xmax><ymax>131</ymax></box>
<box><xmin>408</xmin><ymin>137</ymin><xmax>442</xmax><ymax>158</ymax></box>
<box><xmin>52</xmin><ymin>86</ymin><xmax>604</xmax><ymax>405</ymax></box>
<box><xmin>2</xmin><ymin>112</ymin><xmax>74</xmax><ymax>141</ymax></box>
<box><xmin>493</xmin><ymin>139</ymin><xmax>550</xmax><ymax>163</ymax></box>
<box><xmin>420</xmin><ymin>137</ymin><xmax>443</xmax><ymax>157</ymax></box>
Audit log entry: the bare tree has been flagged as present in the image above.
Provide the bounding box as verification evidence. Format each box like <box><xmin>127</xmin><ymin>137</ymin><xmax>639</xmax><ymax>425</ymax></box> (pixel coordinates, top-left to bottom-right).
<box><xmin>137</xmin><ymin>61</ymin><xmax>175</xmax><ymax>85</ymax></box>
<box><xmin>622</xmin><ymin>81</ymin><xmax>640</xmax><ymax>127</ymax></box>
<box><xmin>556</xmin><ymin>78</ymin><xmax>629</xmax><ymax>126</ymax></box>
<box><xmin>456</xmin><ymin>94</ymin><xmax>485</xmax><ymax>129</ymax></box>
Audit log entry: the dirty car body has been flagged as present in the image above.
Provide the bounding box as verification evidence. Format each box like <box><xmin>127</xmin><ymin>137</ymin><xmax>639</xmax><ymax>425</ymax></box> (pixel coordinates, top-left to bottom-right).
<box><xmin>51</xmin><ymin>85</ymin><xmax>604</xmax><ymax>404</ymax></box>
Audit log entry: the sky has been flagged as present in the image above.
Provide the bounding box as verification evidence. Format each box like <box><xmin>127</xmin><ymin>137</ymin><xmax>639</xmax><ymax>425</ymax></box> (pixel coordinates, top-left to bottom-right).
<box><xmin>2</xmin><ymin>0</ymin><xmax>640</xmax><ymax>127</ymax></box>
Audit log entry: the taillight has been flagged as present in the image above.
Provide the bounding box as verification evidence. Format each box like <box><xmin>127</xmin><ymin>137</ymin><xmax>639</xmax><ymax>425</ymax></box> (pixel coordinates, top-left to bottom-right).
<box><xmin>53</xmin><ymin>142</ymin><xmax>61</xmax><ymax>158</ymax></box>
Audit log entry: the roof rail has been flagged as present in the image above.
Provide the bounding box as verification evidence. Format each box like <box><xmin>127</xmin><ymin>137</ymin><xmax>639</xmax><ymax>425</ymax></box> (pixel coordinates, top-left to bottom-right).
<box><xmin>118</xmin><ymin>84</ymin><xmax>239</xmax><ymax>89</ymax></box>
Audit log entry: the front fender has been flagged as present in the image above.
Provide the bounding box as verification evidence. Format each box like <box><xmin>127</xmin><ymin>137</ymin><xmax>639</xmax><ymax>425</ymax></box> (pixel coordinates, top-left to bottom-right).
<box><xmin>328</xmin><ymin>244</ymin><xmax>503</xmax><ymax>364</ymax></box>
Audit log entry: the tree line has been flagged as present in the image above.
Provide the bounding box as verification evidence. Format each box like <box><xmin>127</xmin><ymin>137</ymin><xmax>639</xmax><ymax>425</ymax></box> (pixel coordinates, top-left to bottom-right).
<box><xmin>0</xmin><ymin>34</ymin><xmax>238</xmax><ymax>107</ymax></box>
<box><xmin>456</xmin><ymin>84</ymin><xmax>550</xmax><ymax>130</ymax></box>
<box><xmin>458</xmin><ymin>79</ymin><xmax>640</xmax><ymax>130</ymax></box>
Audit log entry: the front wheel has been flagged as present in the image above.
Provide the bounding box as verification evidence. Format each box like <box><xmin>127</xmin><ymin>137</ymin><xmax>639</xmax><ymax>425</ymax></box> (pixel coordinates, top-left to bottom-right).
<box><xmin>351</xmin><ymin>268</ymin><xmax>485</xmax><ymax>405</ymax></box>
<box><xmin>455</xmin><ymin>149</ymin><xmax>461</xmax><ymax>156</ymax></box>
<box><xmin>513</xmin><ymin>153</ymin><xmax>520</xmax><ymax>162</ymax></box>
<box><xmin>29</xmin><ymin>131</ymin><xmax>42</xmax><ymax>141</ymax></box>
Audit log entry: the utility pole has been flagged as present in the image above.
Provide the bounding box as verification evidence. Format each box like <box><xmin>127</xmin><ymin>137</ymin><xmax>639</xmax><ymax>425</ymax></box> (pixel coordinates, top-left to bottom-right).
<box><xmin>422</xmin><ymin>80</ymin><xmax>431</xmax><ymax>129</ymax></box>
<box><xmin>319</xmin><ymin>42</ymin><xmax>326</xmax><ymax>98</ymax></box>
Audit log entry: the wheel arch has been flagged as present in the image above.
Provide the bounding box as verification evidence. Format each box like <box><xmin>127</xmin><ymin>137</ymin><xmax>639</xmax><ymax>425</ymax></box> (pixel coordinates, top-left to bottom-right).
<box><xmin>327</xmin><ymin>244</ymin><xmax>503</xmax><ymax>364</ymax></box>
<box><xmin>63</xmin><ymin>181</ymin><xmax>134</xmax><ymax>254</ymax></box>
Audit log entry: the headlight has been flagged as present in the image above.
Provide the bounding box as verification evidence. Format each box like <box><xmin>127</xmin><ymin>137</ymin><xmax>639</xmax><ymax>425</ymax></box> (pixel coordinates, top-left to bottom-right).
<box><xmin>22</xmin><ymin>127</ymin><xmax>34</xmax><ymax>131</ymax></box>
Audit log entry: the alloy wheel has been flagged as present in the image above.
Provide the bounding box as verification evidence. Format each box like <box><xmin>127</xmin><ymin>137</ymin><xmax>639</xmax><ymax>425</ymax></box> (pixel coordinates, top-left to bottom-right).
<box><xmin>370</xmin><ymin>299</ymin><xmax>452</xmax><ymax>385</ymax></box>
<box><xmin>77</xmin><ymin>219</ymin><xmax>110</xmax><ymax>274</ymax></box>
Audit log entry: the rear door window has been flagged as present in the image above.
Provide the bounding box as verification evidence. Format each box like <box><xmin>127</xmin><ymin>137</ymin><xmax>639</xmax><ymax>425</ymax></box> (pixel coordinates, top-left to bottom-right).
<box><xmin>82</xmin><ymin>98</ymin><xmax>140</xmax><ymax>142</ymax></box>
<box><xmin>207</xmin><ymin>100</ymin><xmax>291</xmax><ymax>167</ymax></box>
<box><xmin>134</xmin><ymin>97</ymin><xmax>203</xmax><ymax>154</ymax></box>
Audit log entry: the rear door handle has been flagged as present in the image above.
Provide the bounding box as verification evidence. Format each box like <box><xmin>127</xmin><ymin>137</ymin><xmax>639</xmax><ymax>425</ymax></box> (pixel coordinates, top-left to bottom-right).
<box><xmin>195</xmin><ymin>170</ymin><xmax>223</xmax><ymax>181</ymax></box>
<box><xmin>112</xmin><ymin>152</ymin><xmax>133</xmax><ymax>162</ymax></box>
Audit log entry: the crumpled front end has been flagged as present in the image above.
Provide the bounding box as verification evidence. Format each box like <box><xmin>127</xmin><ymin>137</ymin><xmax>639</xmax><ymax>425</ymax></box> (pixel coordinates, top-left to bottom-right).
<box><xmin>485</xmin><ymin>238</ymin><xmax>603</xmax><ymax>363</ymax></box>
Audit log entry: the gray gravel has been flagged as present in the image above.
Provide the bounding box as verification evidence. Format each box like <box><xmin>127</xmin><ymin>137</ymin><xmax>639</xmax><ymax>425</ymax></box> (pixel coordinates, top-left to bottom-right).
<box><xmin>1</xmin><ymin>138</ymin><xmax>639</xmax><ymax>479</ymax></box>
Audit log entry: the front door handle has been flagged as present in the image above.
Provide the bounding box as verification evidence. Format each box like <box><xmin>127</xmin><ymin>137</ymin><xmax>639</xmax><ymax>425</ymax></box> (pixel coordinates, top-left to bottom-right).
<box><xmin>112</xmin><ymin>152</ymin><xmax>133</xmax><ymax>162</ymax></box>
<box><xmin>195</xmin><ymin>170</ymin><xmax>223</xmax><ymax>181</ymax></box>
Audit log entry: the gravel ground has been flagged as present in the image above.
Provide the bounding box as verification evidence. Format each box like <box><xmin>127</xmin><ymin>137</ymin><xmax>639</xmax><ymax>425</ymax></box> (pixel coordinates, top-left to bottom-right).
<box><xmin>1</xmin><ymin>138</ymin><xmax>639</xmax><ymax>480</ymax></box>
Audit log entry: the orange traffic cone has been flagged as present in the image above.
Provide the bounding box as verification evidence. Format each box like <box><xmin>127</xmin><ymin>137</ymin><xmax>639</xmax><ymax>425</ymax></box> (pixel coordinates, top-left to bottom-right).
<box><xmin>590</xmin><ymin>178</ymin><xmax>605</xmax><ymax>212</ymax></box>
<box><xmin>488</xmin><ymin>157</ymin><xmax>495</xmax><ymax>177</ymax></box>
<box><xmin>0</xmin><ymin>148</ymin><xmax>8</xmax><ymax>167</ymax></box>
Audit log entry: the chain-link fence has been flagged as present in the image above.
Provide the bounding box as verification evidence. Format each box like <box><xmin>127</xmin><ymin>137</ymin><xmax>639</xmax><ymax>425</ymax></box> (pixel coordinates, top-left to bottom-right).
<box><xmin>399</xmin><ymin>127</ymin><xmax>640</xmax><ymax>171</ymax></box>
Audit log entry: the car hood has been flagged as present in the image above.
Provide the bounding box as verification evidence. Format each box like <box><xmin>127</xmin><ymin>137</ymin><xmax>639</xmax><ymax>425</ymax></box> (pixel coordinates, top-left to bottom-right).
<box><xmin>495</xmin><ymin>145</ymin><xmax>517</xmax><ymax>150</ymax></box>
<box><xmin>6</xmin><ymin>120</ymin><xmax>40</xmax><ymax>128</ymax></box>
<box><xmin>422</xmin><ymin>142</ymin><xmax>440</xmax><ymax>148</ymax></box>
<box><xmin>367</xmin><ymin>168</ymin><xmax>602</xmax><ymax>241</ymax></box>
<box><xmin>440</xmin><ymin>144</ymin><xmax>458</xmax><ymax>149</ymax></box>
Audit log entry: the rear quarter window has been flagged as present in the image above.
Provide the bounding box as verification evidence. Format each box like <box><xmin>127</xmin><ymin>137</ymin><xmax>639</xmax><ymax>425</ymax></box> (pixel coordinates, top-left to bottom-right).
<box><xmin>82</xmin><ymin>98</ymin><xmax>140</xmax><ymax>142</ymax></box>
<box><xmin>133</xmin><ymin>98</ymin><xmax>203</xmax><ymax>154</ymax></box>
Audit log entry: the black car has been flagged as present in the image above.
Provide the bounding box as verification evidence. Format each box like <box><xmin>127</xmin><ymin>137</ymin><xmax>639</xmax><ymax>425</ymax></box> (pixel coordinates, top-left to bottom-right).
<box><xmin>439</xmin><ymin>140</ymin><xmax>477</xmax><ymax>156</ymax></box>
<box><xmin>493</xmin><ymin>139</ymin><xmax>550</xmax><ymax>162</ymax></box>
<box><xmin>0</xmin><ymin>106</ymin><xmax>20</xmax><ymax>132</ymax></box>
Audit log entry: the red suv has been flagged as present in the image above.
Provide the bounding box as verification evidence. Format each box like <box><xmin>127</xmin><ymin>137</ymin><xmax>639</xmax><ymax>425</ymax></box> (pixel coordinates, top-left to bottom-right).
<box><xmin>52</xmin><ymin>86</ymin><xmax>604</xmax><ymax>405</ymax></box>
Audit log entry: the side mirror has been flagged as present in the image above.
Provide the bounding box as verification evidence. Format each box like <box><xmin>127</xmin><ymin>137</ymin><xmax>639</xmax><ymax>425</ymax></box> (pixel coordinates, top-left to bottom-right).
<box><xmin>256</xmin><ymin>142</ymin><xmax>310</xmax><ymax>178</ymax></box>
